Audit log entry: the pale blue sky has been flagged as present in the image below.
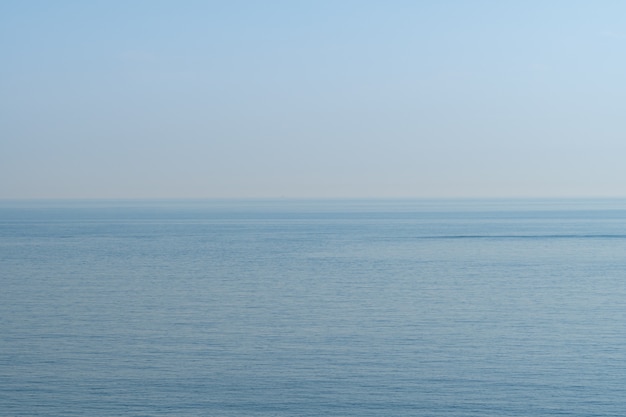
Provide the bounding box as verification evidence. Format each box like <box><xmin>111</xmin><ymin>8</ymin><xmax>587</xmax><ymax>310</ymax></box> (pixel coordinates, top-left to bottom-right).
<box><xmin>2</xmin><ymin>1</ymin><xmax>625</xmax><ymax>198</ymax></box>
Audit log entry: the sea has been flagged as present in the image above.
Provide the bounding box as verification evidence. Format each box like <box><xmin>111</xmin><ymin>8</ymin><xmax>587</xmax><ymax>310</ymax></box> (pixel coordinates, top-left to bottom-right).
<box><xmin>2</xmin><ymin>198</ymin><xmax>626</xmax><ymax>416</ymax></box>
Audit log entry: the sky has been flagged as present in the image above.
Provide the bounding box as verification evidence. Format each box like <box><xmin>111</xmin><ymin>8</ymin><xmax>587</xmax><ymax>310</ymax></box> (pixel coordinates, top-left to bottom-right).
<box><xmin>2</xmin><ymin>1</ymin><xmax>626</xmax><ymax>199</ymax></box>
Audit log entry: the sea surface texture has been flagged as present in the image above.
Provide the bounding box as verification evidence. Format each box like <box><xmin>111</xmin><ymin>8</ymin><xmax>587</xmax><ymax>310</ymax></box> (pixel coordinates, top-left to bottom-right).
<box><xmin>2</xmin><ymin>199</ymin><xmax>626</xmax><ymax>416</ymax></box>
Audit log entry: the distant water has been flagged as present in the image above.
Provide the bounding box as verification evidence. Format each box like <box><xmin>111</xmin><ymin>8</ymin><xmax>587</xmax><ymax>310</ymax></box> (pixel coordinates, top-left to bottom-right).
<box><xmin>2</xmin><ymin>199</ymin><xmax>626</xmax><ymax>416</ymax></box>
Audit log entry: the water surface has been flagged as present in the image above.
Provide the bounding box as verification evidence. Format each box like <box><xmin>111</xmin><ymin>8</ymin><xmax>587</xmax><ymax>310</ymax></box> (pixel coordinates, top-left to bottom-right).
<box><xmin>2</xmin><ymin>199</ymin><xmax>626</xmax><ymax>416</ymax></box>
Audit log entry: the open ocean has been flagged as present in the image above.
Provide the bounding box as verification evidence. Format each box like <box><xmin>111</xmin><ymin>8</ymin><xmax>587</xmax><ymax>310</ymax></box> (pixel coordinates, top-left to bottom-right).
<box><xmin>2</xmin><ymin>198</ymin><xmax>626</xmax><ymax>416</ymax></box>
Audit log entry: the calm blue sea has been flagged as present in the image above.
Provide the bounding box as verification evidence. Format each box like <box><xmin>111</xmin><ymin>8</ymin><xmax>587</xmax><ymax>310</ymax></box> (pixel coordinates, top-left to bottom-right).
<box><xmin>2</xmin><ymin>199</ymin><xmax>626</xmax><ymax>416</ymax></box>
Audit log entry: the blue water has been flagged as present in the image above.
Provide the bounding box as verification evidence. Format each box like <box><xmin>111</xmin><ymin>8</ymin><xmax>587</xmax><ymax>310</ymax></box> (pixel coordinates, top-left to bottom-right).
<box><xmin>2</xmin><ymin>199</ymin><xmax>626</xmax><ymax>416</ymax></box>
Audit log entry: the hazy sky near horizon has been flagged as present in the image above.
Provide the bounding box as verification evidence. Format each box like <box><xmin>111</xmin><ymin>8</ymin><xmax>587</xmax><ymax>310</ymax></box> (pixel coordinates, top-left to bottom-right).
<box><xmin>2</xmin><ymin>1</ymin><xmax>626</xmax><ymax>199</ymax></box>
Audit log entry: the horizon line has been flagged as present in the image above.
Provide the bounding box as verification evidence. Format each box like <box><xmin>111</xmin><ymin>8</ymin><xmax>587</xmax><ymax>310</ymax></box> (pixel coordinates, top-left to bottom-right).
<box><xmin>2</xmin><ymin>195</ymin><xmax>626</xmax><ymax>202</ymax></box>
